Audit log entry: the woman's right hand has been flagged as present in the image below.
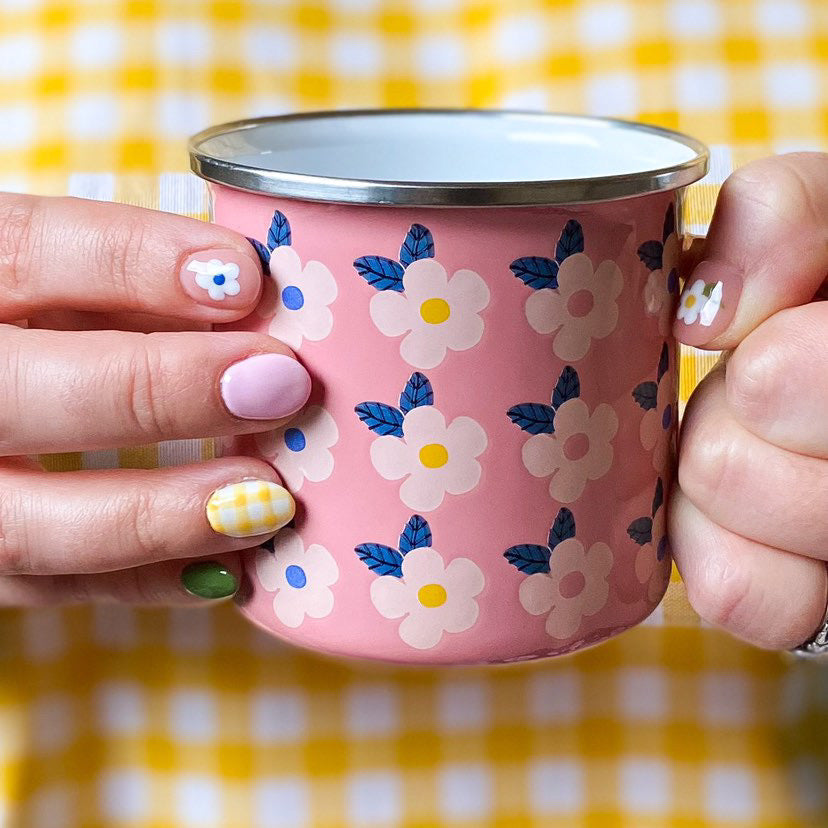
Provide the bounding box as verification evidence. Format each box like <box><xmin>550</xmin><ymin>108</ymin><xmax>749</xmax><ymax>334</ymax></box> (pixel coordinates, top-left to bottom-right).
<box><xmin>0</xmin><ymin>193</ymin><xmax>310</xmax><ymax>607</ymax></box>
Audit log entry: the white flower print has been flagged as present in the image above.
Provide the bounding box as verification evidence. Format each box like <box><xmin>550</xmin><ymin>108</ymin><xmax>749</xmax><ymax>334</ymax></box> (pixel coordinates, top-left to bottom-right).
<box><xmin>370</xmin><ymin>547</ymin><xmax>484</xmax><ymax>649</ymax></box>
<box><xmin>255</xmin><ymin>529</ymin><xmax>338</xmax><ymax>628</ymax></box>
<box><xmin>369</xmin><ymin>405</ymin><xmax>487</xmax><ymax>512</ymax></box>
<box><xmin>525</xmin><ymin>254</ymin><xmax>624</xmax><ymax>361</ymax></box>
<box><xmin>519</xmin><ymin>537</ymin><xmax>613</xmax><ymax>639</ymax></box>
<box><xmin>187</xmin><ymin>259</ymin><xmax>241</xmax><ymax>301</ymax></box>
<box><xmin>640</xmin><ymin>374</ymin><xmax>675</xmax><ymax>473</ymax></box>
<box><xmin>522</xmin><ymin>398</ymin><xmax>618</xmax><ymax>503</ymax></box>
<box><xmin>255</xmin><ymin>406</ymin><xmax>339</xmax><ymax>491</ymax></box>
<box><xmin>369</xmin><ymin>259</ymin><xmax>490</xmax><ymax>370</ymax></box>
<box><xmin>643</xmin><ymin>234</ymin><xmax>679</xmax><ymax>335</ymax></box>
<box><xmin>676</xmin><ymin>278</ymin><xmax>709</xmax><ymax>325</ymax></box>
<box><xmin>257</xmin><ymin>245</ymin><xmax>338</xmax><ymax>349</ymax></box>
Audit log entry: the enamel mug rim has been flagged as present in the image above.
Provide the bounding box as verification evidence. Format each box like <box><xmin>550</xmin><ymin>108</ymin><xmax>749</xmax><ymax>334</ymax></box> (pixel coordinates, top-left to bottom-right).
<box><xmin>189</xmin><ymin>108</ymin><xmax>710</xmax><ymax>207</ymax></box>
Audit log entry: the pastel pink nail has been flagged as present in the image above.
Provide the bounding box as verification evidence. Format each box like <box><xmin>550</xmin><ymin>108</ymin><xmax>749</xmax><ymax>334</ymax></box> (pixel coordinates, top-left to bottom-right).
<box><xmin>674</xmin><ymin>260</ymin><xmax>743</xmax><ymax>346</ymax></box>
<box><xmin>220</xmin><ymin>354</ymin><xmax>312</xmax><ymax>420</ymax></box>
<box><xmin>180</xmin><ymin>247</ymin><xmax>262</xmax><ymax>309</ymax></box>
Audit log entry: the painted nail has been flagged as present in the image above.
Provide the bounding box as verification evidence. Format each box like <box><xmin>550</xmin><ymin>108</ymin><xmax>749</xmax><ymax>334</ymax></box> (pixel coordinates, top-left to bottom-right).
<box><xmin>206</xmin><ymin>480</ymin><xmax>295</xmax><ymax>538</ymax></box>
<box><xmin>220</xmin><ymin>353</ymin><xmax>311</xmax><ymax>420</ymax></box>
<box><xmin>181</xmin><ymin>560</ymin><xmax>239</xmax><ymax>599</ymax></box>
<box><xmin>180</xmin><ymin>247</ymin><xmax>261</xmax><ymax>308</ymax></box>
<box><xmin>674</xmin><ymin>260</ymin><xmax>743</xmax><ymax>345</ymax></box>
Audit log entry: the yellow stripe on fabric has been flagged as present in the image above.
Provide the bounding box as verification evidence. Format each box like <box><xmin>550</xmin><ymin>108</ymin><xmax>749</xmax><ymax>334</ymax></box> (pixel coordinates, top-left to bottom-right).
<box><xmin>117</xmin><ymin>444</ymin><xmax>160</xmax><ymax>469</ymax></box>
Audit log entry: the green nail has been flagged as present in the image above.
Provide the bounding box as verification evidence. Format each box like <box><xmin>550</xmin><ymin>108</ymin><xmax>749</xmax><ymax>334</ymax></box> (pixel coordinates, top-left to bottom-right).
<box><xmin>181</xmin><ymin>561</ymin><xmax>238</xmax><ymax>599</ymax></box>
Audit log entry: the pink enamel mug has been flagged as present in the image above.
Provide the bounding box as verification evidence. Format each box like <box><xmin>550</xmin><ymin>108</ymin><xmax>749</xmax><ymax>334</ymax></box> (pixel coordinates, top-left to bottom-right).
<box><xmin>189</xmin><ymin>110</ymin><xmax>709</xmax><ymax>665</ymax></box>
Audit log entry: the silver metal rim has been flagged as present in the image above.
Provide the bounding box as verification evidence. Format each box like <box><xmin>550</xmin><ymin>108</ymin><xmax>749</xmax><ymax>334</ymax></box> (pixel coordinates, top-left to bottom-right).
<box><xmin>189</xmin><ymin>109</ymin><xmax>710</xmax><ymax>207</ymax></box>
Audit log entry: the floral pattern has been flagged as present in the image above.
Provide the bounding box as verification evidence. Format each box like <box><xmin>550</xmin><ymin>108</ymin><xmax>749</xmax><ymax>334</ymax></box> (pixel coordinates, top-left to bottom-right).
<box><xmin>252</xmin><ymin>210</ymin><xmax>338</xmax><ymax>349</ymax></box>
<box><xmin>356</xmin><ymin>373</ymin><xmax>487</xmax><ymax>512</ymax></box>
<box><xmin>633</xmin><ymin>343</ymin><xmax>675</xmax><ymax>473</ymax></box>
<box><xmin>186</xmin><ymin>258</ymin><xmax>241</xmax><ymax>301</ymax></box>
<box><xmin>508</xmin><ymin>366</ymin><xmax>618</xmax><ymax>503</ymax></box>
<box><xmin>357</xmin><ymin>223</ymin><xmax>490</xmax><ymax>369</ymax></box>
<box><xmin>254</xmin><ymin>405</ymin><xmax>339</xmax><ymax>491</ymax></box>
<box><xmin>255</xmin><ymin>530</ymin><xmax>339</xmax><ymax>628</ymax></box>
<box><xmin>505</xmin><ymin>508</ymin><xmax>614</xmax><ymax>639</ymax></box>
<box><xmin>677</xmin><ymin>277</ymin><xmax>724</xmax><ymax>328</ymax></box>
<box><xmin>638</xmin><ymin>203</ymin><xmax>680</xmax><ymax>335</ymax></box>
<box><xmin>628</xmin><ymin>478</ymin><xmax>671</xmax><ymax>603</ymax></box>
<box><xmin>356</xmin><ymin>515</ymin><xmax>484</xmax><ymax>649</ymax></box>
<box><xmin>512</xmin><ymin>220</ymin><xmax>623</xmax><ymax>361</ymax></box>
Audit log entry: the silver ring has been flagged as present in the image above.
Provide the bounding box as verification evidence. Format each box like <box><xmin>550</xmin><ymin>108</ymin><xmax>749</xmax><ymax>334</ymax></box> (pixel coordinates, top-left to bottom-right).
<box><xmin>792</xmin><ymin>593</ymin><xmax>828</xmax><ymax>657</ymax></box>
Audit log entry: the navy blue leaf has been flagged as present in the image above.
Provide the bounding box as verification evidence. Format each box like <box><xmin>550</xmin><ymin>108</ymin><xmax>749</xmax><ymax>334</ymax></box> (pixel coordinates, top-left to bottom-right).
<box><xmin>399</xmin><ymin>372</ymin><xmax>434</xmax><ymax>414</ymax></box>
<box><xmin>552</xmin><ymin>366</ymin><xmax>580</xmax><ymax>408</ymax></box>
<box><xmin>662</xmin><ymin>203</ymin><xmax>675</xmax><ymax>242</ymax></box>
<box><xmin>510</xmin><ymin>256</ymin><xmax>559</xmax><ymax>290</ymax></box>
<box><xmin>632</xmin><ymin>381</ymin><xmax>658</xmax><ymax>411</ymax></box>
<box><xmin>355</xmin><ymin>543</ymin><xmax>404</xmax><ymax>577</ymax></box>
<box><xmin>246</xmin><ymin>237</ymin><xmax>271</xmax><ymax>275</ymax></box>
<box><xmin>627</xmin><ymin>517</ymin><xmax>653</xmax><ymax>546</ymax></box>
<box><xmin>353</xmin><ymin>256</ymin><xmax>405</xmax><ymax>291</ymax></box>
<box><xmin>637</xmin><ymin>240</ymin><xmax>663</xmax><ymax>271</ymax></box>
<box><xmin>400</xmin><ymin>223</ymin><xmax>435</xmax><ymax>267</ymax></box>
<box><xmin>657</xmin><ymin>342</ymin><xmax>669</xmax><ymax>383</ymax></box>
<box><xmin>507</xmin><ymin>403</ymin><xmax>556</xmax><ymax>434</ymax></box>
<box><xmin>399</xmin><ymin>515</ymin><xmax>432</xmax><ymax>555</ymax></box>
<box><xmin>548</xmin><ymin>507</ymin><xmax>576</xmax><ymax>550</ymax></box>
<box><xmin>504</xmin><ymin>544</ymin><xmax>552</xmax><ymax>574</ymax></box>
<box><xmin>355</xmin><ymin>402</ymin><xmax>405</xmax><ymax>436</ymax></box>
<box><xmin>267</xmin><ymin>210</ymin><xmax>291</xmax><ymax>250</ymax></box>
<box><xmin>555</xmin><ymin>219</ymin><xmax>585</xmax><ymax>262</ymax></box>
<box><xmin>657</xmin><ymin>536</ymin><xmax>669</xmax><ymax>561</ymax></box>
<box><xmin>652</xmin><ymin>477</ymin><xmax>664</xmax><ymax>517</ymax></box>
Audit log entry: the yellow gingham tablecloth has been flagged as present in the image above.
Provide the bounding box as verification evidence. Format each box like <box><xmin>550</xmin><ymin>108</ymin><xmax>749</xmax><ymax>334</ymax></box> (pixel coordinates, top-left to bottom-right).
<box><xmin>0</xmin><ymin>1</ymin><xmax>827</xmax><ymax>825</ymax></box>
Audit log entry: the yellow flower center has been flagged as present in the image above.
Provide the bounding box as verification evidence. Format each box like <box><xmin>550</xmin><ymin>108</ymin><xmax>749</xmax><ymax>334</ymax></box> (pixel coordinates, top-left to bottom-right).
<box><xmin>417</xmin><ymin>583</ymin><xmax>447</xmax><ymax>608</ymax></box>
<box><xmin>685</xmin><ymin>294</ymin><xmax>697</xmax><ymax>309</ymax></box>
<box><xmin>420</xmin><ymin>298</ymin><xmax>451</xmax><ymax>325</ymax></box>
<box><xmin>419</xmin><ymin>443</ymin><xmax>449</xmax><ymax>468</ymax></box>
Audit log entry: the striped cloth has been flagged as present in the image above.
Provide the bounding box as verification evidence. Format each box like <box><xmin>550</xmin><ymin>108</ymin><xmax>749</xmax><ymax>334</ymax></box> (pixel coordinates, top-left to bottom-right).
<box><xmin>0</xmin><ymin>1</ymin><xmax>827</xmax><ymax>825</ymax></box>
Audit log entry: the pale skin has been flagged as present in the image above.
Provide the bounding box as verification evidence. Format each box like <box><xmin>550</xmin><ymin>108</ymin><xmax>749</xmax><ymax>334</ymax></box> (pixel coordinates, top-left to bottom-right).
<box><xmin>1</xmin><ymin>152</ymin><xmax>827</xmax><ymax>652</ymax></box>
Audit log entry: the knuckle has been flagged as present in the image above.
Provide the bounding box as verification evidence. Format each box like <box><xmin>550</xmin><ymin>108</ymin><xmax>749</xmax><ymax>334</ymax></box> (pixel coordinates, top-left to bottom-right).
<box><xmin>725</xmin><ymin>343</ymin><xmax>782</xmax><ymax>428</ymax></box>
<box><xmin>92</xmin><ymin>216</ymin><xmax>150</xmax><ymax>303</ymax></box>
<box><xmin>678</xmin><ymin>407</ymin><xmax>740</xmax><ymax>505</ymax></box>
<box><xmin>122</xmin><ymin>337</ymin><xmax>174</xmax><ymax>441</ymax></box>
<box><xmin>685</xmin><ymin>553</ymin><xmax>752</xmax><ymax>631</ymax></box>
<box><xmin>0</xmin><ymin>195</ymin><xmax>40</xmax><ymax>297</ymax></box>
<box><xmin>117</xmin><ymin>485</ymin><xmax>165</xmax><ymax>565</ymax></box>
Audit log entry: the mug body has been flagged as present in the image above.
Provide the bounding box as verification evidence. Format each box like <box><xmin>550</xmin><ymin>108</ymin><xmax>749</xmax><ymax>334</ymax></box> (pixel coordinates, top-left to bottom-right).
<box><xmin>190</xmin><ymin>111</ymin><xmax>708</xmax><ymax>665</ymax></box>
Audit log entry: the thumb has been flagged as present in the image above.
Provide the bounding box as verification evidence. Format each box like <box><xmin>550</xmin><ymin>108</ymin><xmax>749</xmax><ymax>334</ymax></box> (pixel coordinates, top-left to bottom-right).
<box><xmin>674</xmin><ymin>152</ymin><xmax>828</xmax><ymax>350</ymax></box>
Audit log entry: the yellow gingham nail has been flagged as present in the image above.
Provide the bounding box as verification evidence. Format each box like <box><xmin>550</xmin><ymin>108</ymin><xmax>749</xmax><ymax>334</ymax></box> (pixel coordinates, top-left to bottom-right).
<box><xmin>206</xmin><ymin>480</ymin><xmax>295</xmax><ymax>538</ymax></box>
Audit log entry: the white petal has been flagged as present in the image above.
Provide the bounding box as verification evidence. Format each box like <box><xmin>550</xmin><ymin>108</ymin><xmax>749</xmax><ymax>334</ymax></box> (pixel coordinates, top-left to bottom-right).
<box><xmin>445</xmin><ymin>268</ymin><xmax>490</xmax><ymax>313</ymax></box>
<box><xmin>304</xmin><ymin>406</ymin><xmax>339</xmax><ymax>446</ymax></box>
<box><xmin>399</xmin><ymin>470</ymin><xmax>445</xmax><ymax>512</ymax></box>
<box><xmin>442</xmin><ymin>557</ymin><xmax>485</xmax><ymax>600</ymax></box>
<box><xmin>300</xmin><ymin>448</ymin><xmax>334</xmax><ymax>484</ymax></box>
<box><xmin>552</xmin><ymin>320</ymin><xmax>592</xmax><ymax>361</ymax></box>
<box><xmin>222</xmin><ymin>262</ymin><xmax>240</xmax><ymax>279</ymax></box>
<box><xmin>401</xmin><ymin>259</ymin><xmax>449</xmax><ymax>303</ymax></box>
<box><xmin>370</xmin><ymin>436</ymin><xmax>412</xmax><ymax>481</ymax></box>
<box><xmin>296</xmin><ymin>304</ymin><xmax>334</xmax><ymax>342</ymax></box>
<box><xmin>439</xmin><ymin>595</ymin><xmax>480</xmax><ymax>635</ymax></box>
<box><xmin>399</xmin><ymin>325</ymin><xmax>448</xmax><ymax>370</ymax></box>
<box><xmin>587</xmin><ymin>541</ymin><xmax>614</xmax><ymax>580</ymax></box>
<box><xmin>443</xmin><ymin>311</ymin><xmax>484</xmax><ymax>352</ymax></box>
<box><xmin>397</xmin><ymin>611</ymin><xmax>444</xmax><ymax>649</ymax></box>
<box><xmin>370</xmin><ymin>575</ymin><xmax>412</xmax><ymax>620</ymax></box>
<box><xmin>522</xmin><ymin>434</ymin><xmax>559</xmax><ymax>478</ymax></box>
<box><xmin>445</xmin><ymin>416</ymin><xmax>487</xmax><ymax>460</ymax></box>
<box><xmin>222</xmin><ymin>279</ymin><xmax>241</xmax><ymax>297</ymax></box>
<box><xmin>400</xmin><ymin>547</ymin><xmax>445</xmax><ymax>585</ymax></box>
<box><xmin>640</xmin><ymin>409</ymin><xmax>660</xmax><ymax>451</ymax></box>
<box><xmin>269</xmin><ymin>245</ymin><xmax>303</xmax><ymax>281</ymax></box>
<box><xmin>584</xmin><ymin>300</ymin><xmax>619</xmax><ymax>340</ymax></box>
<box><xmin>547</xmin><ymin>463</ymin><xmax>588</xmax><ymax>503</ymax></box>
<box><xmin>273</xmin><ymin>453</ymin><xmax>304</xmax><ymax>491</ymax></box>
<box><xmin>304</xmin><ymin>543</ymin><xmax>339</xmax><ymax>587</ymax></box>
<box><xmin>254</xmin><ymin>548</ymin><xmax>283</xmax><ymax>592</ymax></box>
<box><xmin>267</xmin><ymin>313</ymin><xmax>304</xmax><ymax>350</ymax></box>
<box><xmin>519</xmin><ymin>573</ymin><xmax>556</xmax><ymax>615</ymax></box>
<box><xmin>274</xmin><ymin>594</ymin><xmax>309</xmax><ymax>628</ymax></box>
<box><xmin>552</xmin><ymin>398</ymin><xmax>590</xmax><ymax>438</ymax></box>
<box><xmin>303</xmin><ymin>584</ymin><xmax>335</xmax><ymax>620</ymax></box>
<box><xmin>544</xmin><ymin>603</ymin><xmax>582</xmax><ymax>639</ymax></box>
<box><xmin>194</xmin><ymin>272</ymin><xmax>213</xmax><ymax>290</ymax></box>
<box><xmin>594</xmin><ymin>259</ymin><xmax>624</xmax><ymax>301</ymax></box>
<box><xmin>370</xmin><ymin>290</ymin><xmax>412</xmax><ymax>337</ymax></box>
<box><xmin>525</xmin><ymin>289</ymin><xmax>564</xmax><ymax>335</ymax></box>
<box><xmin>699</xmin><ymin>281</ymin><xmax>723</xmax><ymax>327</ymax></box>
<box><xmin>299</xmin><ymin>259</ymin><xmax>338</xmax><ymax>305</ymax></box>
<box><xmin>401</xmin><ymin>405</ymin><xmax>447</xmax><ymax>444</ymax></box>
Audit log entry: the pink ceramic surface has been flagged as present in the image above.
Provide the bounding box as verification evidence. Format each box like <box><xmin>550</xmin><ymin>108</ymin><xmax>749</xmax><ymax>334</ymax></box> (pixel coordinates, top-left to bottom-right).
<box><xmin>213</xmin><ymin>189</ymin><xmax>681</xmax><ymax>665</ymax></box>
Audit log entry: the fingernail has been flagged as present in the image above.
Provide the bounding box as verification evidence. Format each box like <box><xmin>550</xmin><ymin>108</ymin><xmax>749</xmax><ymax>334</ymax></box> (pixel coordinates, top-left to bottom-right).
<box><xmin>674</xmin><ymin>260</ymin><xmax>743</xmax><ymax>345</ymax></box>
<box><xmin>220</xmin><ymin>353</ymin><xmax>312</xmax><ymax>420</ymax></box>
<box><xmin>180</xmin><ymin>247</ymin><xmax>261</xmax><ymax>308</ymax></box>
<box><xmin>181</xmin><ymin>560</ymin><xmax>239</xmax><ymax>599</ymax></box>
<box><xmin>206</xmin><ymin>480</ymin><xmax>295</xmax><ymax>538</ymax></box>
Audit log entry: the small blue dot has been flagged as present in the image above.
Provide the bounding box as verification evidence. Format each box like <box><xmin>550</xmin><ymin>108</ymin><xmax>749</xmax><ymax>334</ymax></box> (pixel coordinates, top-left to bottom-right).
<box><xmin>213</xmin><ymin>273</ymin><xmax>226</xmax><ymax>286</ymax></box>
<box><xmin>667</xmin><ymin>268</ymin><xmax>678</xmax><ymax>294</ymax></box>
<box><xmin>662</xmin><ymin>403</ymin><xmax>673</xmax><ymax>430</ymax></box>
<box><xmin>284</xmin><ymin>428</ymin><xmax>306</xmax><ymax>452</ymax></box>
<box><xmin>657</xmin><ymin>536</ymin><xmax>668</xmax><ymax>561</ymax></box>
<box><xmin>282</xmin><ymin>285</ymin><xmax>305</xmax><ymax>310</ymax></box>
<box><xmin>285</xmin><ymin>564</ymin><xmax>307</xmax><ymax>589</ymax></box>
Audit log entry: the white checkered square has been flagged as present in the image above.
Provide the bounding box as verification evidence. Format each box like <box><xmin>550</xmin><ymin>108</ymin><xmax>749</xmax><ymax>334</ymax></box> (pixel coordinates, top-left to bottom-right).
<box><xmin>92</xmin><ymin>605</ymin><xmax>138</xmax><ymax>649</ymax></box>
<box><xmin>168</xmin><ymin>607</ymin><xmax>214</xmax><ymax>652</ymax></box>
<box><xmin>0</xmin><ymin>33</ymin><xmax>40</xmax><ymax>79</ymax></box>
<box><xmin>438</xmin><ymin>764</ymin><xmax>492</xmax><ymax>820</ymax></box>
<box><xmin>494</xmin><ymin>14</ymin><xmax>546</xmax><ymax>63</ymax></box>
<box><xmin>174</xmin><ymin>774</ymin><xmax>221</xmax><ymax>827</ymax></box>
<box><xmin>704</xmin><ymin>765</ymin><xmax>758</xmax><ymax>821</ymax></box>
<box><xmin>69</xmin><ymin>23</ymin><xmax>122</xmax><ymax>69</ymax></box>
<box><xmin>700</xmin><ymin>671</ymin><xmax>753</xmax><ymax>726</ymax></box>
<box><xmin>99</xmin><ymin>770</ymin><xmax>151</xmax><ymax>823</ymax></box>
<box><xmin>675</xmin><ymin>65</ymin><xmax>728</xmax><ymax>111</ymax></box>
<box><xmin>415</xmin><ymin>33</ymin><xmax>464</xmax><ymax>78</ymax></box>
<box><xmin>251</xmin><ymin>690</ymin><xmax>307</xmax><ymax>742</ymax></box>
<box><xmin>96</xmin><ymin>682</ymin><xmax>146</xmax><ymax>734</ymax></box>
<box><xmin>577</xmin><ymin>1</ymin><xmax>632</xmax><ymax>49</ymax></box>
<box><xmin>245</xmin><ymin>25</ymin><xmax>299</xmax><ymax>70</ymax></box>
<box><xmin>346</xmin><ymin>684</ymin><xmax>399</xmax><ymax>735</ymax></box>
<box><xmin>437</xmin><ymin>679</ymin><xmax>489</xmax><ymax>730</ymax></box>
<box><xmin>529</xmin><ymin>759</ymin><xmax>583</xmax><ymax>814</ymax></box>
<box><xmin>620</xmin><ymin>759</ymin><xmax>671</xmax><ymax>813</ymax></box>
<box><xmin>763</xmin><ymin>63</ymin><xmax>819</xmax><ymax>108</ymax></box>
<box><xmin>791</xmin><ymin>758</ymin><xmax>828</xmax><ymax>816</ymax></box>
<box><xmin>156</xmin><ymin>21</ymin><xmax>211</xmax><ymax>66</ymax></box>
<box><xmin>528</xmin><ymin>669</ymin><xmax>581</xmax><ymax>722</ymax></box>
<box><xmin>68</xmin><ymin>173</ymin><xmax>116</xmax><ymax>201</ymax></box>
<box><xmin>756</xmin><ymin>0</ymin><xmax>810</xmax><ymax>36</ymax></box>
<box><xmin>331</xmin><ymin>32</ymin><xmax>383</xmax><ymax>76</ymax></box>
<box><xmin>329</xmin><ymin>0</ymin><xmax>381</xmax><ymax>10</ymax></box>
<box><xmin>667</xmin><ymin>0</ymin><xmax>722</xmax><ymax>37</ymax></box>
<box><xmin>499</xmin><ymin>86</ymin><xmax>549</xmax><ymax>110</ymax></box>
<box><xmin>0</xmin><ymin>105</ymin><xmax>35</xmax><ymax>150</ymax></box>
<box><xmin>254</xmin><ymin>777</ymin><xmax>309</xmax><ymax>828</ymax></box>
<box><xmin>346</xmin><ymin>771</ymin><xmax>402</xmax><ymax>825</ymax></box>
<box><xmin>168</xmin><ymin>690</ymin><xmax>217</xmax><ymax>743</ymax></box>
<box><xmin>31</xmin><ymin>695</ymin><xmax>74</xmax><ymax>753</ymax></box>
<box><xmin>158</xmin><ymin>93</ymin><xmax>210</xmax><ymax>137</ymax></box>
<box><xmin>586</xmin><ymin>71</ymin><xmax>637</xmax><ymax>116</ymax></box>
<box><xmin>68</xmin><ymin>96</ymin><xmax>118</xmax><ymax>138</ymax></box>
<box><xmin>618</xmin><ymin>668</ymin><xmax>668</xmax><ymax>720</ymax></box>
<box><xmin>21</xmin><ymin>608</ymin><xmax>66</xmax><ymax>661</ymax></box>
<box><xmin>29</xmin><ymin>786</ymin><xmax>74</xmax><ymax>828</ymax></box>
